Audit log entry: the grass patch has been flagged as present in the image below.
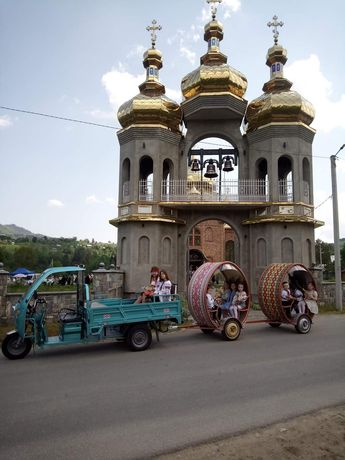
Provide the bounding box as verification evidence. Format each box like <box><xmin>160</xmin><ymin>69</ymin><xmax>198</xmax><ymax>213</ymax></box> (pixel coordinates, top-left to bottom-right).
<box><xmin>0</xmin><ymin>321</ymin><xmax>60</xmax><ymax>344</ymax></box>
<box><xmin>319</xmin><ymin>304</ymin><xmax>345</xmax><ymax>314</ymax></box>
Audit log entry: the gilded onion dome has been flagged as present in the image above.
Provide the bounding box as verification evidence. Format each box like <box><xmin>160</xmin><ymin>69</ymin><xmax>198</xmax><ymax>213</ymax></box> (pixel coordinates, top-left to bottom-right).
<box><xmin>117</xmin><ymin>20</ymin><xmax>181</xmax><ymax>133</ymax></box>
<box><xmin>246</xmin><ymin>16</ymin><xmax>315</xmax><ymax>132</ymax></box>
<box><xmin>181</xmin><ymin>4</ymin><xmax>247</xmax><ymax>100</ymax></box>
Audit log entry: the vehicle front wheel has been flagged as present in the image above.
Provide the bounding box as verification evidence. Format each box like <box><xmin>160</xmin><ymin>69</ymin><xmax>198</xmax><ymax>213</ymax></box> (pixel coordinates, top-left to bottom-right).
<box><xmin>201</xmin><ymin>328</ymin><xmax>214</xmax><ymax>335</ymax></box>
<box><xmin>2</xmin><ymin>333</ymin><xmax>32</xmax><ymax>360</ymax></box>
<box><xmin>222</xmin><ymin>319</ymin><xmax>241</xmax><ymax>341</ymax></box>
<box><xmin>126</xmin><ymin>325</ymin><xmax>152</xmax><ymax>351</ymax></box>
<box><xmin>295</xmin><ymin>314</ymin><xmax>312</xmax><ymax>334</ymax></box>
<box><xmin>269</xmin><ymin>322</ymin><xmax>281</xmax><ymax>328</ymax></box>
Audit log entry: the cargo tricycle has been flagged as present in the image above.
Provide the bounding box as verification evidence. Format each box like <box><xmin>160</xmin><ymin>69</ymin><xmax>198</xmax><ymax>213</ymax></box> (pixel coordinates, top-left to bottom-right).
<box><xmin>2</xmin><ymin>266</ymin><xmax>182</xmax><ymax>359</ymax></box>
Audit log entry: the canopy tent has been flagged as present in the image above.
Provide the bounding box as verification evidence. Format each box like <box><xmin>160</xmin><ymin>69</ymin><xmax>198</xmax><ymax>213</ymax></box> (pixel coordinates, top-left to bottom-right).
<box><xmin>9</xmin><ymin>267</ymin><xmax>35</xmax><ymax>277</ymax></box>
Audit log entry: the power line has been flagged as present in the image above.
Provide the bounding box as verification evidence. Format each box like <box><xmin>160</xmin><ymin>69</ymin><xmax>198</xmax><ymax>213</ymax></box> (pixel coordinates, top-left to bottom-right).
<box><xmin>0</xmin><ymin>105</ymin><xmax>119</xmax><ymax>130</ymax></box>
<box><xmin>0</xmin><ymin>105</ymin><xmax>341</xmax><ymax>161</ymax></box>
<box><xmin>315</xmin><ymin>195</ymin><xmax>332</xmax><ymax>210</ymax></box>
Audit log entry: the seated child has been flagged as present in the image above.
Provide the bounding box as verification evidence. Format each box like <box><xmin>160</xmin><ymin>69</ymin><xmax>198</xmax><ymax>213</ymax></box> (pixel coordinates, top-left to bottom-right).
<box><xmin>220</xmin><ymin>281</ymin><xmax>237</xmax><ymax>318</ymax></box>
<box><xmin>303</xmin><ymin>282</ymin><xmax>318</xmax><ymax>314</ymax></box>
<box><xmin>281</xmin><ymin>281</ymin><xmax>293</xmax><ymax>306</ymax></box>
<box><xmin>135</xmin><ymin>285</ymin><xmax>155</xmax><ymax>304</ymax></box>
<box><xmin>229</xmin><ymin>283</ymin><xmax>248</xmax><ymax>319</ymax></box>
<box><xmin>206</xmin><ymin>285</ymin><xmax>221</xmax><ymax>320</ymax></box>
<box><xmin>292</xmin><ymin>287</ymin><xmax>306</xmax><ymax>315</ymax></box>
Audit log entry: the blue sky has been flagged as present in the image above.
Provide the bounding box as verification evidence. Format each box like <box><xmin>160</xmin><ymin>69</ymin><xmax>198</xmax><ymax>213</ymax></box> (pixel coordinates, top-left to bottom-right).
<box><xmin>1</xmin><ymin>0</ymin><xmax>344</xmax><ymax>243</ymax></box>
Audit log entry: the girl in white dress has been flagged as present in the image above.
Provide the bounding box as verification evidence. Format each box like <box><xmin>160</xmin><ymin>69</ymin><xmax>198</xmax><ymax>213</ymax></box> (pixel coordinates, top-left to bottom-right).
<box><xmin>155</xmin><ymin>270</ymin><xmax>172</xmax><ymax>302</ymax></box>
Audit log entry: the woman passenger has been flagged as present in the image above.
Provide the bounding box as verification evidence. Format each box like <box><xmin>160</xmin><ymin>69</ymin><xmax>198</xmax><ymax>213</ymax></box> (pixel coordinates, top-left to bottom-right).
<box><xmin>155</xmin><ymin>270</ymin><xmax>172</xmax><ymax>302</ymax></box>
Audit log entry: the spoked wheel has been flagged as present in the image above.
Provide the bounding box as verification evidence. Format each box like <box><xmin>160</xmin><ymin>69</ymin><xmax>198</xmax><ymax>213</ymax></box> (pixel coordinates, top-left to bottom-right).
<box><xmin>295</xmin><ymin>314</ymin><xmax>312</xmax><ymax>334</ymax></box>
<box><xmin>126</xmin><ymin>325</ymin><xmax>152</xmax><ymax>351</ymax></box>
<box><xmin>222</xmin><ymin>319</ymin><xmax>241</xmax><ymax>341</ymax></box>
<box><xmin>2</xmin><ymin>333</ymin><xmax>32</xmax><ymax>360</ymax></box>
<box><xmin>269</xmin><ymin>322</ymin><xmax>281</xmax><ymax>328</ymax></box>
<box><xmin>200</xmin><ymin>328</ymin><xmax>215</xmax><ymax>335</ymax></box>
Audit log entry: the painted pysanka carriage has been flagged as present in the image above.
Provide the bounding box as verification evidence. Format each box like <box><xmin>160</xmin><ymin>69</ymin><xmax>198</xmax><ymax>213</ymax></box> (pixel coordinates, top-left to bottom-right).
<box><xmin>187</xmin><ymin>262</ymin><xmax>317</xmax><ymax>340</ymax></box>
<box><xmin>258</xmin><ymin>263</ymin><xmax>316</xmax><ymax>334</ymax></box>
<box><xmin>188</xmin><ymin>261</ymin><xmax>251</xmax><ymax>341</ymax></box>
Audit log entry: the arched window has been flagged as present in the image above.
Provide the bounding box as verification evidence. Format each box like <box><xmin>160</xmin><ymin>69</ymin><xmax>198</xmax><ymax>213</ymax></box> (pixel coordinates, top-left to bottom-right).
<box><xmin>138</xmin><ymin>236</ymin><xmax>150</xmax><ymax>264</ymax></box>
<box><xmin>162</xmin><ymin>159</ymin><xmax>174</xmax><ymax>199</ymax></box>
<box><xmin>256</xmin><ymin>158</ymin><xmax>268</xmax><ymax>200</ymax></box>
<box><xmin>139</xmin><ymin>156</ymin><xmax>153</xmax><ymax>200</ymax></box>
<box><xmin>162</xmin><ymin>237</ymin><xmax>172</xmax><ymax>264</ymax></box>
<box><xmin>120</xmin><ymin>237</ymin><xmax>128</xmax><ymax>265</ymax></box>
<box><xmin>281</xmin><ymin>237</ymin><xmax>293</xmax><ymax>263</ymax></box>
<box><xmin>257</xmin><ymin>238</ymin><xmax>267</xmax><ymax>267</ymax></box>
<box><xmin>278</xmin><ymin>156</ymin><xmax>293</xmax><ymax>201</ymax></box>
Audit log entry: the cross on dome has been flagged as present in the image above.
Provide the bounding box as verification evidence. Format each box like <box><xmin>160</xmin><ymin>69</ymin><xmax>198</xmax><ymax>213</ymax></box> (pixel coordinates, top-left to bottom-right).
<box><xmin>267</xmin><ymin>15</ymin><xmax>284</xmax><ymax>45</ymax></box>
<box><xmin>207</xmin><ymin>0</ymin><xmax>222</xmax><ymax>20</ymax></box>
<box><xmin>146</xmin><ymin>19</ymin><xmax>162</xmax><ymax>49</ymax></box>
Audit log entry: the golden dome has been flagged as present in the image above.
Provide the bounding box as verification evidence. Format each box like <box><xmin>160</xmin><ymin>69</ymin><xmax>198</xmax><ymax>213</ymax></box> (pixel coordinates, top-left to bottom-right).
<box><xmin>181</xmin><ymin>16</ymin><xmax>247</xmax><ymax>100</ymax></box>
<box><xmin>118</xmin><ymin>94</ymin><xmax>181</xmax><ymax>133</ymax></box>
<box><xmin>246</xmin><ymin>41</ymin><xmax>315</xmax><ymax>131</ymax></box>
<box><xmin>117</xmin><ymin>22</ymin><xmax>181</xmax><ymax>133</ymax></box>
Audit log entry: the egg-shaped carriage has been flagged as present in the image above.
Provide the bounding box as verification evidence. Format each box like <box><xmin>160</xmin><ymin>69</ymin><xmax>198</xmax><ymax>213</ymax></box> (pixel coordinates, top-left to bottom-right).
<box><xmin>258</xmin><ymin>263</ymin><xmax>317</xmax><ymax>334</ymax></box>
<box><xmin>187</xmin><ymin>261</ymin><xmax>251</xmax><ymax>340</ymax></box>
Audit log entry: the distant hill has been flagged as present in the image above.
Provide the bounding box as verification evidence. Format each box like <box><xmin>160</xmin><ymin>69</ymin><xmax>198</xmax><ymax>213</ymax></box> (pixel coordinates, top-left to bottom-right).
<box><xmin>0</xmin><ymin>224</ymin><xmax>38</xmax><ymax>238</ymax></box>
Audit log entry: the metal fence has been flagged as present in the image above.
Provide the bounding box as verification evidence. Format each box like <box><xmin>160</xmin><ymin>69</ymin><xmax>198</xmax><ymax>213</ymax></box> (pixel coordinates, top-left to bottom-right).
<box><xmin>137</xmin><ymin>179</ymin><xmax>295</xmax><ymax>202</ymax></box>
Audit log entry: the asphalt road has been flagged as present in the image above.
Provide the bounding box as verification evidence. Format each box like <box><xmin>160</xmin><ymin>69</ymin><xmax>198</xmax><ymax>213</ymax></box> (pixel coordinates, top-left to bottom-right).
<box><xmin>0</xmin><ymin>315</ymin><xmax>344</xmax><ymax>460</ymax></box>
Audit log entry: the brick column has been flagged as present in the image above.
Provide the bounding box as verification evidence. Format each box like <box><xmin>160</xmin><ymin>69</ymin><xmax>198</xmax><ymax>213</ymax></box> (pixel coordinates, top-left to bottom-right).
<box><xmin>0</xmin><ymin>263</ymin><xmax>9</xmax><ymax>320</ymax></box>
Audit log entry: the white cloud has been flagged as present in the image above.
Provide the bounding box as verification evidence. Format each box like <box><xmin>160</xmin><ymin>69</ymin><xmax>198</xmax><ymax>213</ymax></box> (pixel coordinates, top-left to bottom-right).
<box><xmin>86</xmin><ymin>195</ymin><xmax>101</xmax><ymax>204</ymax></box>
<box><xmin>201</xmin><ymin>0</ymin><xmax>241</xmax><ymax>21</ymax></box>
<box><xmin>222</xmin><ymin>0</ymin><xmax>241</xmax><ymax>18</ymax></box>
<box><xmin>127</xmin><ymin>44</ymin><xmax>146</xmax><ymax>59</ymax></box>
<box><xmin>102</xmin><ymin>67</ymin><xmax>145</xmax><ymax>111</ymax></box>
<box><xmin>285</xmin><ymin>54</ymin><xmax>345</xmax><ymax>133</ymax></box>
<box><xmin>48</xmin><ymin>199</ymin><xmax>64</xmax><ymax>208</ymax></box>
<box><xmin>0</xmin><ymin>115</ymin><xmax>12</xmax><ymax>128</ymax></box>
<box><xmin>201</xmin><ymin>7</ymin><xmax>210</xmax><ymax>23</ymax></box>
<box><xmin>102</xmin><ymin>66</ymin><xmax>181</xmax><ymax>110</ymax></box>
<box><xmin>180</xmin><ymin>46</ymin><xmax>196</xmax><ymax>65</ymax></box>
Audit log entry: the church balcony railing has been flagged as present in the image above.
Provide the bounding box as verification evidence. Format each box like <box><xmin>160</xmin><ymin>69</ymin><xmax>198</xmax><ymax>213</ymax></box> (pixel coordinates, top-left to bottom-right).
<box><xmin>139</xmin><ymin>179</ymin><xmax>154</xmax><ymax>201</ymax></box>
<box><xmin>159</xmin><ymin>179</ymin><xmax>270</xmax><ymax>203</ymax></box>
<box><xmin>278</xmin><ymin>179</ymin><xmax>293</xmax><ymax>202</ymax></box>
<box><xmin>138</xmin><ymin>179</ymin><xmax>296</xmax><ymax>203</ymax></box>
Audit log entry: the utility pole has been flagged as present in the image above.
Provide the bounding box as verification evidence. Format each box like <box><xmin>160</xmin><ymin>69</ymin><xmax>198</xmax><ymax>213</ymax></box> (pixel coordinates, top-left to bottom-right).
<box><xmin>330</xmin><ymin>144</ymin><xmax>345</xmax><ymax>311</ymax></box>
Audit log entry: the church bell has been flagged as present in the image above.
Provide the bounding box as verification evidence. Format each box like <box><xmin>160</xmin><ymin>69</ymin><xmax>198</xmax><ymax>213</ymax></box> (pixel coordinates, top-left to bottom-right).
<box><xmin>222</xmin><ymin>156</ymin><xmax>234</xmax><ymax>172</ymax></box>
<box><xmin>204</xmin><ymin>160</ymin><xmax>218</xmax><ymax>178</ymax></box>
<box><xmin>190</xmin><ymin>159</ymin><xmax>201</xmax><ymax>172</ymax></box>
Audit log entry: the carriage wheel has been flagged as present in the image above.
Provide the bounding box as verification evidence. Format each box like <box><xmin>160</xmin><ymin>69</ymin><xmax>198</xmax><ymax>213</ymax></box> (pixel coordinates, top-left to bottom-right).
<box><xmin>222</xmin><ymin>319</ymin><xmax>241</xmax><ymax>341</ymax></box>
<box><xmin>295</xmin><ymin>314</ymin><xmax>312</xmax><ymax>334</ymax></box>
<box><xmin>201</xmin><ymin>328</ymin><xmax>215</xmax><ymax>335</ymax></box>
<box><xmin>269</xmin><ymin>322</ymin><xmax>281</xmax><ymax>328</ymax></box>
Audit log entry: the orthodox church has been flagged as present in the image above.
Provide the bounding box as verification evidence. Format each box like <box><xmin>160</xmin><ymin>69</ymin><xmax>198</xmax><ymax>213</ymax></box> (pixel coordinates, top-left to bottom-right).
<box><xmin>110</xmin><ymin>2</ymin><xmax>321</xmax><ymax>296</ymax></box>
